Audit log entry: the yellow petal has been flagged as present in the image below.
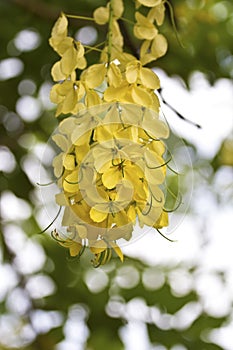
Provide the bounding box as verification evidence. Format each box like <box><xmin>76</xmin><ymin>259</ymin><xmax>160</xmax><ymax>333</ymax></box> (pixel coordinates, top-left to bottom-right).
<box><xmin>63</xmin><ymin>154</ymin><xmax>76</xmax><ymax>170</ymax></box>
<box><xmin>76</xmin><ymin>56</ymin><xmax>87</xmax><ymax>70</ymax></box>
<box><xmin>102</xmin><ymin>167</ymin><xmax>122</xmax><ymax>189</ymax></box>
<box><xmin>93</xmin><ymin>6</ymin><xmax>109</xmax><ymax>24</ymax></box>
<box><xmin>148</xmin><ymin>3</ymin><xmax>165</xmax><ymax>26</ymax></box>
<box><xmin>51</xmin><ymin>61</ymin><xmax>66</xmax><ymax>81</ymax></box>
<box><xmin>154</xmin><ymin>210</ymin><xmax>168</xmax><ymax>228</ymax></box>
<box><xmin>90</xmin><ymin>240</ymin><xmax>107</xmax><ymax>253</ymax></box>
<box><xmin>50</xmin><ymin>84</ymin><xmax>63</xmax><ymax>104</ymax></box>
<box><xmin>138</xmin><ymin>0</ymin><xmax>162</xmax><ymax>7</ymax></box>
<box><xmin>134</xmin><ymin>12</ymin><xmax>157</xmax><ymax>40</ymax></box>
<box><xmin>61</xmin><ymin>89</ymin><xmax>78</xmax><ymax>114</ymax></box>
<box><xmin>84</xmin><ymin>63</ymin><xmax>106</xmax><ymax>89</ymax></box>
<box><xmin>85</xmin><ymin>89</ymin><xmax>102</xmax><ymax>107</ymax></box>
<box><xmin>69</xmin><ymin>242</ymin><xmax>83</xmax><ymax>257</ymax></box>
<box><xmin>50</xmin><ymin>13</ymin><xmax>68</xmax><ymax>43</ymax></box>
<box><xmin>142</xmin><ymin>117</ymin><xmax>169</xmax><ymax>139</ymax></box>
<box><xmin>131</xmin><ymin>85</ymin><xmax>153</xmax><ymax>107</ymax></box>
<box><xmin>125</xmin><ymin>61</ymin><xmax>139</xmax><ymax>84</ymax></box>
<box><xmin>112</xmin><ymin>0</ymin><xmax>124</xmax><ymax>18</ymax></box>
<box><xmin>109</xmin><ymin>242</ymin><xmax>124</xmax><ymax>262</ymax></box>
<box><xmin>140</xmin><ymin>67</ymin><xmax>160</xmax><ymax>90</ymax></box>
<box><xmin>60</xmin><ymin>46</ymin><xmax>77</xmax><ymax>76</ymax></box>
<box><xmin>52</xmin><ymin>134</ymin><xmax>69</xmax><ymax>151</ymax></box>
<box><xmin>104</xmin><ymin>82</ymin><xmax>129</xmax><ymax>102</ymax></box>
<box><xmin>107</xmin><ymin>62</ymin><xmax>122</xmax><ymax>87</ymax></box>
<box><xmin>151</xmin><ymin>34</ymin><xmax>168</xmax><ymax>59</ymax></box>
<box><xmin>89</xmin><ymin>207</ymin><xmax>108</xmax><ymax>223</ymax></box>
<box><xmin>63</xmin><ymin>169</ymin><xmax>79</xmax><ymax>192</ymax></box>
<box><xmin>52</xmin><ymin>153</ymin><xmax>64</xmax><ymax>178</ymax></box>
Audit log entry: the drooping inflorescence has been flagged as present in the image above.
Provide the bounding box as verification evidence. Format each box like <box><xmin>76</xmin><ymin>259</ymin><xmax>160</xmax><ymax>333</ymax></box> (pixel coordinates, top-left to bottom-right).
<box><xmin>48</xmin><ymin>0</ymin><xmax>172</xmax><ymax>266</ymax></box>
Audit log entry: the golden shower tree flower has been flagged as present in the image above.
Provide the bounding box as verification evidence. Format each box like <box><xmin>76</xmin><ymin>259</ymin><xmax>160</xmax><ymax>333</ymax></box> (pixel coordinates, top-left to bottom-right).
<box><xmin>47</xmin><ymin>0</ymin><xmax>177</xmax><ymax>266</ymax></box>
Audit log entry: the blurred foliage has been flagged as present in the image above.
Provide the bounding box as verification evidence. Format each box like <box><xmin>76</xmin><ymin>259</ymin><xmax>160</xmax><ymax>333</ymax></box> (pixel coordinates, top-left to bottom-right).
<box><xmin>0</xmin><ymin>0</ymin><xmax>233</xmax><ymax>349</ymax></box>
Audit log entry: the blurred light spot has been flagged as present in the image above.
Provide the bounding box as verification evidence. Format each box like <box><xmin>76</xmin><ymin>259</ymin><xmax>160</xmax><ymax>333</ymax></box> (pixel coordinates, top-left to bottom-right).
<box><xmin>0</xmin><ymin>264</ymin><xmax>18</xmax><ymax>302</ymax></box>
<box><xmin>116</xmin><ymin>266</ymin><xmax>140</xmax><ymax>289</ymax></box>
<box><xmin>14</xmin><ymin>239</ymin><xmax>46</xmax><ymax>274</ymax></box>
<box><xmin>18</xmin><ymin>79</ymin><xmax>36</xmax><ymax>96</ymax></box>
<box><xmin>26</xmin><ymin>274</ymin><xmax>56</xmax><ymax>298</ymax></box>
<box><xmin>195</xmin><ymin>272</ymin><xmax>231</xmax><ymax>317</ymax></box>
<box><xmin>171</xmin><ymin>345</ymin><xmax>188</xmax><ymax>350</ymax></box>
<box><xmin>0</xmin><ymin>58</ymin><xmax>24</xmax><ymax>80</ymax></box>
<box><xmin>69</xmin><ymin>304</ymin><xmax>89</xmax><ymax>321</ymax></box>
<box><xmin>120</xmin><ymin>321</ymin><xmax>151</xmax><ymax>350</ymax></box>
<box><xmin>16</xmin><ymin>96</ymin><xmax>42</xmax><ymax>122</ymax></box>
<box><xmin>6</xmin><ymin>288</ymin><xmax>31</xmax><ymax>315</ymax></box>
<box><xmin>1</xmin><ymin>191</ymin><xmax>32</xmax><ymax>221</ymax></box>
<box><xmin>171</xmin><ymin>302</ymin><xmax>202</xmax><ymax>330</ymax></box>
<box><xmin>58</xmin><ymin>305</ymin><xmax>89</xmax><ymax>349</ymax></box>
<box><xmin>0</xmin><ymin>146</ymin><xmax>16</xmax><ymax>173</ymax></box>
<box><xmin>3</xmin><ymin>112</ymin><xmax>23</xmax><ymax>132</ymax></box>
<box><xmin>210</xmin><ymin>321</ymin><xmax>233</xmax><ymax>350</ymax></box>
<box><xmin>168</xmin><ymin>269</ymin><xmax>193</xmax><ymax>296</ymax></box>
<box><xmin>0</xmin><ymin>314</ymin><xmax>35</xmax><ymax>348</ymax></box>
<box><xmin>39</xmin><ymin>82</ymin><xmax>55</xmax><ymax>109</ymax></box>
<box><xmin>30</xmin><ymin>310</ymin><xmax>63</xmax><ymax>334</ymax></box>
<box><xmin>156</xmin><ymin>313</ymin><xmax>173</xmax><ymax>330</ymax></box>
<box><xmin>142</xmin><ymin>268</ymin><xmax>165</xmax><ymax>290</ymax></box>
<box><xmin>210</xmin><ymin>3</ymin><xmax>228</xmax><ymax>21</ymax></box>
<box><xmin>18</xmin><ymin>133</ymin><xmax>36</xmax><ymax>150</ymax></box>
<box><xmin>3</xmin><ymin>224</ymin><xmax>27</xmax><ymax>254</ymax></box>
<box><xmin>126</xmin><ymin>298</ymin><xmax>149</xmax><ymax>322</ymax></box>
<box><xmin>14</xmin><ymin>29</ymin><xmax>41</xmax><ymax>52</ymax></box>
<box><xmin>85</xmin><ymin>269</ymin><xmax>108</xmax><ymax>293</ymax></box>
<box><xmin>75</xmin><ymin>26</ymin><xmax>97</xmax><ymax>45</ymax></box>
<box><xmin>106</xmin><ymin>297</ymin><xmax>125</xmax><ymax>318</ymax></box>
<box><xmin>187</xmin><ymin>0</ymin><xmax>205</xmax><ymax>9</ymax></box>
<box><xmin>33</xmin><ymin>142</ymin><xmax>56</xmax><ymax>166</ymax></box>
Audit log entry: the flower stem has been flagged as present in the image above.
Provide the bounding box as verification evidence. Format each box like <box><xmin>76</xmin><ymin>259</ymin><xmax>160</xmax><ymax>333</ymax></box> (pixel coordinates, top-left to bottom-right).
<box><xmin>107</xmin><ymin>0</ymin><xmax>114</xmax><ymax>66</ymax></box>
<box><xmin>65</xmin><ymin>14</ymin><xmax>95</xmax><ymax>21</ymax></box>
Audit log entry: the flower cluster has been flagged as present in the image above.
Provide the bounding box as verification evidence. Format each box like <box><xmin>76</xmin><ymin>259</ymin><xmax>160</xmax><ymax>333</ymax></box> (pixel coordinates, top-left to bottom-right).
<box><xmin>48</xmin><ymin>0</ymin><xmax>171</xmax><ymax>266</ymax></box>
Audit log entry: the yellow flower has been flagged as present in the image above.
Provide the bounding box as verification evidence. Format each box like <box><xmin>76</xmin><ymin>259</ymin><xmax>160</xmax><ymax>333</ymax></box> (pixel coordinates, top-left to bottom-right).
<box><xmin>138</xmin><ymin>187</ymin><xmax>164</xmax><ymax>227</ymax></box>
<box><xmin>49</xmin><ymin>13</ymin><xmax>68</xmax><ymax>54</ymax></box>
<box><xmin>140</xmin><ymin>34</ymin><xmax>168</xmax><ymax>65</ymax></box>
<box><xmin>93</xmin><ymin>0</ymin><xmax>124</xmax><ymax>24</ymax></box>
<box><xmin>134</xmin><ymin>12</ymin><xmax>158</xmax><ymax>40</ymax></box>
<box><xmin>154</xmin><ymin>210</ymin><xmax>169</xmax><ymax>229</ymax></box>
<box><xmin>125</xmin><ymin>60</ymin><xmax>160</xmax><ymax>89</ymax></box>
<box><xmin>50</xmin><ymin>80</ymin><xmax>85</xmax><ymax>116</ymax></box>
<box><xmin>52</xmin><ymin>228</ymin><xmax>83</xmax><ymax>257</ymax></box>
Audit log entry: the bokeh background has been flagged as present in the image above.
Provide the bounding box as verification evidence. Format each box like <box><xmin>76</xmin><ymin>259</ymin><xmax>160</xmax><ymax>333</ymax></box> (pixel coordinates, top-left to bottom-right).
<box><xmin>0</xmin><ymin>0</ymin><xmax>233</xmax><ymax>349</ymax></box>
